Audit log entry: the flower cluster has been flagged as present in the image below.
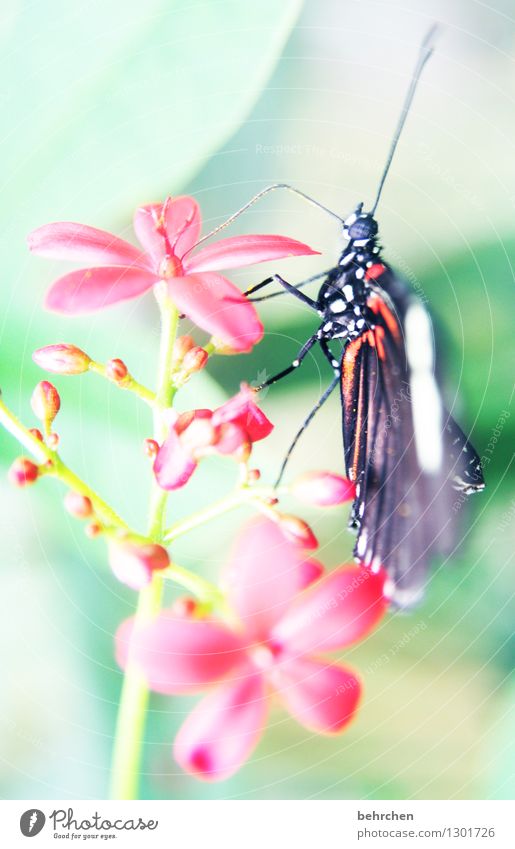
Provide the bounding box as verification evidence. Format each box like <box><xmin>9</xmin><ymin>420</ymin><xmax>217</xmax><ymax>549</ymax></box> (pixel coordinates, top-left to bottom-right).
<box><xmin>153</xmin><ymin>384</ymin><xmax>272</xmax><ymax>490</ymax></box>
<box><xmin>0</xmin><ymin>192</ymin><xmax>388</xmax><ymax>794</ymax></box>
<box><xmin>117</xmin><ymin>518</ymin><xmax>387</xmax><ymax>781</ymax></box>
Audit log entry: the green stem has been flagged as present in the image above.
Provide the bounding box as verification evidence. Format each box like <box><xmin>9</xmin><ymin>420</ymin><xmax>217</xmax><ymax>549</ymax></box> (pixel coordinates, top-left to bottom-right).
<box><xmin>88</xmin><ymin>362</ymin><xmax>155</xmax><ymax>407</ymax></box>
<box><xmin>163</xmin><ymin>485</ymin><xmax>280</xmax><ymax>543</ymax></box>
<box><xmin>0</xmin><ymin>397</ymin><xmax>127</xmax><ymax>530</ymax></box>
<box><xmin>109</xmin><ymin>286</ymin><xmax>178</xmax><ymax>800</ymax></box>
<box><xmin>163</xmin><ymin>562</ymin><xmax>226</xmax><ymax>608</ymax></box>
<box><xmin>165</xmin><ymin>491</ymin><xmax>247</xmax><ymax>542</ymax></box>
<box><xmin>108</xmin><ymin>572</ymin><xmax>164</xmax><ymax>800</ymax></box>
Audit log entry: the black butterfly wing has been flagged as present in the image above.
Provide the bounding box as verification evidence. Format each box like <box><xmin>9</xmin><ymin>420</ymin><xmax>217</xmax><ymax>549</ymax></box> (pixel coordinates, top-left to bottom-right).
<box><xmin>341</xmin><ymin>267</ymin><xmax>484</xmax><ymax>607</ymax></box>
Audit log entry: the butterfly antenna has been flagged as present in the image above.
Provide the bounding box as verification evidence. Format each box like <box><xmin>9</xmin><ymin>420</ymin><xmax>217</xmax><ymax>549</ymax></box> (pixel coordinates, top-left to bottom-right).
<box><xmin>371</xmin><ymin>23</ymin><xmax>440</xmax><ymax>215</ymax></box>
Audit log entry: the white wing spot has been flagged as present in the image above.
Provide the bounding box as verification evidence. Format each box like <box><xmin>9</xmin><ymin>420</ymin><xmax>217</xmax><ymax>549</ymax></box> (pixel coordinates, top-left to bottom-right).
<box><xmin>405</xmin><ymin>302</ymin><xmax>443</xmax><ymax>473</ymax></box>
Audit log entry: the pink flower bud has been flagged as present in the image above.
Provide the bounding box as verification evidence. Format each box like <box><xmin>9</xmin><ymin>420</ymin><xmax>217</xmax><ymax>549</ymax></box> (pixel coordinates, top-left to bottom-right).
<box><xmin>64</xmin><ymin>491</ymin><xmax>93</xmax><ymax>518</ymax></box>
<box><xmin>248</xmin><ymin>468</ymin><xmax>261</xmax><ymax>482</ymax></box>
<box><xmin>143</xmin><ymin>438</ymin><xmax>159</xmax><ymax>458</ymax></box>
<box><xmin>108</xmin><ymin>540</ymin><xmax>170</xmax><ymax>590</ymax></box>
<box><xmin>277</xmin><ymin>513</ymin><xmax>318</xmax><ymax>550</ymax></box>
<box><xmin>85</xmin><ymin>522</ymin><xmax>102</xmax><ymax>538</ymax></box>
<box><xmin>291</xmin><ymin>471</ymin><xmax>356</xmax><ymax>506</ymax></box>
<box><xmin>32</xmin><ymin>343</ymin><xmax>91</xmax><ymax>375</ymax></box>
<box><xmin>173</xmin><ymin>334</ymin><xmax>195</xmax><ymax>363</ymax></box>
<box><xmin>182</xmin><ymin>346</ymin><xmax>208</xmax><ymax>374</ymax></box>
<box><xmin>106</xmin><ymin>358</ymin><xmax>128</xmax><ymax>382</ymax></box>
<box><xmin>31</xmin><ymin>381</ymin><xmax>61</xmax><ymax>430</ymax></box>
<box><xmin>8</xmin><ymin>457</ymin><xmax>39</xmax><ymax>487</ymax></box>
<box><xmin>29</xmin><ymin>427</ymin><xmax>44</xmax><ymax>442</ymax></box>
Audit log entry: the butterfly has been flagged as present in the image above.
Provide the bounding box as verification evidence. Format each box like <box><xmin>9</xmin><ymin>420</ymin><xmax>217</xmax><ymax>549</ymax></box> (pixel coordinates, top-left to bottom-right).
<box><xmin>196</xmin><ymin>25</ymin><xmax>485</xmax><ymax>607</ymax></box>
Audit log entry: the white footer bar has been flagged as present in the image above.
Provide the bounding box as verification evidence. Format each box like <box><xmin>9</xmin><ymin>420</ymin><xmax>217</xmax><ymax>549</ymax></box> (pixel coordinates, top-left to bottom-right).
<box><xmin>2</xmin><ymin>800</ymin><xmax>513</xmax><ymax>848</ymax></box>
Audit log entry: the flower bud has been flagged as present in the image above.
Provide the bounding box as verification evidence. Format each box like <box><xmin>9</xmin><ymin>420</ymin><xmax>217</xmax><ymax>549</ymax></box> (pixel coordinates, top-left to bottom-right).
<box><xmin>85</xmin><ymin>522</ymin><xmax>102</xmax><ymax>538</ymax></box>
<box><xmin>248</xmin><ymin>468</ymin><xmax>261</xmax><ymax>482</ymax></box>
<box><xmin>29</xmin><ymin>427</ymin><xmax>44</xmax><ymax>442</ymax></box>
<box><xmin>277</xmin><ymin>513</ymin><xmax>318</xmax><ymax>550</ymax></box>
<box><xmin>8</xmin><ymin>457</ymin><xmax>39</xmax><ymax>487</ymax></box>
<box><xmin>108</xmin><ymin>540</ymin><xmax>170</xmax><ymax>590</ymax></box>
<box><xmin>182</xmin><ymin>346</ymin><xmax>208</xmax><ymax>375</ymax></box>
<box><xmin>173</xmin><ymin>334</ymin><xmax>195</xmax><ymax>363</ymax></box>
<box><xmin>32</xmin><ymin>343</ymin><xmax>91</xmax><ymax>375</ymax></box>
<box><xmin>106</xmin><ymin>358</ymin><xmax>128</xmax><ymax>382</ymax></box>
<box><xmin>143</xmin><ymin>438</ymin><xmax>159</xmax><ymax>458</ymax></box>
<box><xmin>64</xmin><ymin>491</ymin><xmax>93</xmax><ymax>518</ymax></box>
<box><xmin>291</xmin><ymin>471</ymin><xmax>356</xmax><ymax>507</ymax></box>
<box><xmin>31</xmin><ymin>380</ymin><xmax>60</xmax><ymax>432</ymax></box>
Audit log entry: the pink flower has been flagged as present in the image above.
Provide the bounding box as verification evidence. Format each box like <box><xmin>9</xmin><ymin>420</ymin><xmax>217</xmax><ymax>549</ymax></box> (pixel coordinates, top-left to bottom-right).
<box><xmin>116</xmin><ymin>518</ymin><xmax>387</xmax><ymax>781</ymax></box>
<box><xmin>28</xmin><ymin>196</ymin><xmax>318</xmax><ymax>353</ymax></box>
<box><xmin>154</xmin><ymin>385</ymin><xmax>273</xmax><ymax>491</ymax></box>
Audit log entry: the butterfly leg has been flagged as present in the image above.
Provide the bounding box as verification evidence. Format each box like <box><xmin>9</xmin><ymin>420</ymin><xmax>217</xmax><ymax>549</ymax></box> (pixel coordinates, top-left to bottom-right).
<box><xmin>274</xmin><ymin>372</ymin><xmax>340</xmax><ymax>487</ymax></box>
<box><xmin>255</xmin><ymin>333</ymin><xmax>318</xmax><ymax>391</ymax></box>
<box><xmin>319</xmin><ymin>337</ymin><xmax>343</xmax><ymax>374</ymax></box>
<box><xmin>248</xmin><ymin>274</ymin><xmax>318</xmax><ymax>309</ymax></box>
<box><xmin>245</xmin><ymin>269</ymin><xmax>332</xmax><ymax>302</ymax></box>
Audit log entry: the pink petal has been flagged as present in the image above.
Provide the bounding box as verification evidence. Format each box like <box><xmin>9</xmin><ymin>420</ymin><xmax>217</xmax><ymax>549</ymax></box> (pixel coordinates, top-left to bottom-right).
<box><xmin>153</xmin><ymin>426</ymin><xmax>197</xmax><ymax>491</ymax></box>
<box><xmin>272</xmin><ymin>657</ymin><xmax>361</xmax><ymax>734</ymax></box>
<box><xmin>167</xmin><ymin>273</ymin><xmax>263</xmax><ymax>353</ymax></box>
<box><xmin>212</xmin><ymin>384</ymin><xmax>273</xmax><ymax>442</ymax></box>
<box><xmin>28</xmin><ymin>222</ymin><xmax>148</xmax><ymax>268</ymax></box>
<box><xmin>115</xmin><ymin>614</ymin><xmax>246</xmax><ymax>694</ymax></box>
<box><xmin>45</xmin><ymin>266</ymin><xmax>156</xmax><ymax>313</ymax></box>
<box><xmin>271</xmin><ymin>566</ymin><xmax>387</xmax><ymax>655</ymax></box>
<box><xmin>224</xmin><ymin>518</ymin><xmax>313</xmax><ymax>642</ymax></box>
<box><xmin>173</xmin><ymin>667</ymin><xmax>267</xmax><ymax>781</ymax></box>
<box><xmin>133</xmin><ymin>197</ymin><xmax>201</xmax><ymax>267</ymax></box>
<box><xmin>212</xmin><ymin>422</ymin><xmax>249</xmax><ymax>456</ymax></box>
<box><xmin>185</xmin><ymin>234</ymin><xmax>320</xmax><ymax>273</ymax></box>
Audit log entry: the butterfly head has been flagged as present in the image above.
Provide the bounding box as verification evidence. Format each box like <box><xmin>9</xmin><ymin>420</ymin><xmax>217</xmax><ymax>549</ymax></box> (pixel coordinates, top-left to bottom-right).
<box><xmin>343</xmin><ymin>206</ymin><xmax>379</xmax><ymax>245</ymax></box>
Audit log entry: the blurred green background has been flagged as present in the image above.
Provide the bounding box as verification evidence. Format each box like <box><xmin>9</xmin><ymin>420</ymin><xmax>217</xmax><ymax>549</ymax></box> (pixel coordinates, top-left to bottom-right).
<box><xmin>0</xmin><ymin>0</ymin><xmax>514</xmax><ymax>800</ymax></box>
